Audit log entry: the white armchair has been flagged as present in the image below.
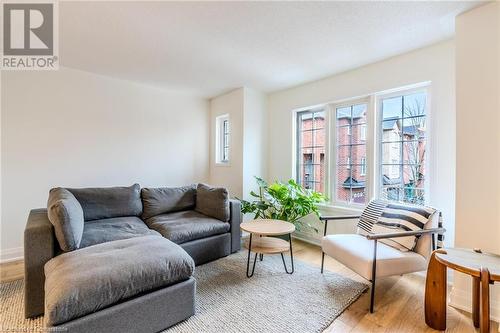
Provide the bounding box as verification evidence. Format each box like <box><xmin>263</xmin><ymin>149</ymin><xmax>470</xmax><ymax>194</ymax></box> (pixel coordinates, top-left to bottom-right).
<box><xmin>320</xmin><ymin>200</ymin><xmax>445</xmax><ymax>313</ymax></box>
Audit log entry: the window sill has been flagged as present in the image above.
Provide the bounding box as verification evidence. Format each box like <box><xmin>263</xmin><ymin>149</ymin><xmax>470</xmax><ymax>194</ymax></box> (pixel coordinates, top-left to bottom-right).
<box><xmin>316</xmin><ymin>203</ymin><xmax>364</xmax><ymax>215</ymax></box>
<box><xmin>215</xmin><ymin>162</ymin><xmax>231</xmax><ymax>167</ymax></box>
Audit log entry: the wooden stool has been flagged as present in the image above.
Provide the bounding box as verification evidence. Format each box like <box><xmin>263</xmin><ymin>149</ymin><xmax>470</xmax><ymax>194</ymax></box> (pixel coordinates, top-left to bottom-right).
<box><xmin>425</xmin><ymin>248</ymin><xmax>500</xmax><ymax>333</ymax></box>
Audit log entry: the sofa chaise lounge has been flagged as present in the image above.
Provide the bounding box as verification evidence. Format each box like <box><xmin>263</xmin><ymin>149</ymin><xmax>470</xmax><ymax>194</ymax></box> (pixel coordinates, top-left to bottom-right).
<box><xmin>24</xmin><ymin>183</ymin><xmax>241</xmax><ymax>332</ymax></box>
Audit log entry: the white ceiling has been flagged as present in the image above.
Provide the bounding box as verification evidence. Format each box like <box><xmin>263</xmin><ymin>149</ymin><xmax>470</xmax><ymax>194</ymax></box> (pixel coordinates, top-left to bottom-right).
<box><xmin>60</xmin><ymin>1</ymin><xmax>482</xmax><ymax>98</ymax></box>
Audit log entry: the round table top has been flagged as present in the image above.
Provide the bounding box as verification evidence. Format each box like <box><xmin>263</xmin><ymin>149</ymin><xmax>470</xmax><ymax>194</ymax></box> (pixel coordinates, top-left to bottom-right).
<box><xmin>435</xmin><ymin>248</ymin><xmax>500</xmax><ymax>281</ymax></box>
<box><xmin>240</xmin><ymin>219</ymin><xmax>295</xmax><ymax>236</ymax></box>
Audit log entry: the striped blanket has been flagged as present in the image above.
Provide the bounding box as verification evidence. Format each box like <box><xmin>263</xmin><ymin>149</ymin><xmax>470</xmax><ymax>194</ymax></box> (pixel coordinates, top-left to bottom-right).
<box><xmin>358</xmin><ymin>200</ymin><xmax>443</xmax><ymax>251</ymax></box>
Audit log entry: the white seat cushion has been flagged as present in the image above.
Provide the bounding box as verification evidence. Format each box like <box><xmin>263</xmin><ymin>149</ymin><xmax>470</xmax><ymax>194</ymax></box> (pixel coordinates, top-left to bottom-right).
<box><xmin>321</xmin><ymin>234</ymin><xmax>427</xmax><ymax>280</ymax></box>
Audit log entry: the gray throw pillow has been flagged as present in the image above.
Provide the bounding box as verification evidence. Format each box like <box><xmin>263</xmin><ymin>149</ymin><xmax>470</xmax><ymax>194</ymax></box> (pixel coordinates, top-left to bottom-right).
<box><xmin>47</xmin><ymin>188</ymin><xmax>84</xmax><ymax>252</ymax></box>
<box><xmin>195</xmin><ymin>183</ymin><xmax>230</xmax><ymax>222</ymax></box>
<box><xmin>141</xmin><ymin>185</ymin><xmax>197</xmax><ymax>219</ymax></box>
<box><xmin>67</xmin><ymin>184</ymin><xmax>142</xmax><ymax>221</ymax></box>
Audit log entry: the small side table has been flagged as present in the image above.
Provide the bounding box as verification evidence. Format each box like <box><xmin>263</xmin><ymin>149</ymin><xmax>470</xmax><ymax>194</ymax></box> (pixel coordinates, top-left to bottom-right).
<box><xmin>425</xmin><ymin>248</ymin><xmax>500</xmax><ymax>333</ymax></box>
<box><xmin>240</xmin><ymin>219</ymin><xmax>295</xmax><ymax>278</ymax></box>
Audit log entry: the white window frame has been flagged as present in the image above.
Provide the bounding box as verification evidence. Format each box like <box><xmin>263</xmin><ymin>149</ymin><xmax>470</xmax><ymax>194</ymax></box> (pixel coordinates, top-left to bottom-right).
<box><xmin>215</xmin><ymin>114</ymin><xmax>230</xmax><ymax>165</ymax></box>
<box><xmin>294</xmin><ymin>107</ymin><xmax>328</xmax><ymax>192</ymax></box>
<box><xmin>293</xmin><ymin>82</ymin><xmax>431</xmax><ymax>209</ymax></box>
<box><xmin>330</xmin><ymin>97</ymin><xmax>373</xmax><ymax>209</ymax></box>
<box><xmin>375</xmin><ymin>85</ymin><xmax>431</xmax><ymax>206</ymax></box>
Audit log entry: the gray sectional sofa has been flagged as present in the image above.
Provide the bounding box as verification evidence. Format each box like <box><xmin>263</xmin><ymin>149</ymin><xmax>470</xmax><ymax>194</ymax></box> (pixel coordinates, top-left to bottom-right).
<box><xmin>24</xmin><ymin>183</ymin><xmax>241</xmax><ymax>332</ymax></box>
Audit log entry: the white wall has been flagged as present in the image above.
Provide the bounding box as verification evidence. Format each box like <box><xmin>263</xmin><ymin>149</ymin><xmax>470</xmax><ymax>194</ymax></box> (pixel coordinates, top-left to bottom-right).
<box><xmin>209</xmin><ymin>88</ymin><xmax>244</xmax><ymax>197</ymax></box>
<box><xmin>1</xmin><ymin>67</ymin><xmax>209</xmax><ymax>261</ymax></box>
<box><xmin>451</xmin><ymin>2</ymin><xmax>500</xmax><ymax>321</ymax></box>
<box><xmin>209</xmin><ymin>87</ymin><xmax>267</xmax><ymax>201</ymax></box>
<box><xmin>267</xmin><ymin>41</ymin><xmax>456</xmax><ymax>243</ymax></box>
<box><xmin>242</xmin><ymin>88</ymin><xmax>267</xmax><ymax>201</ymax></box>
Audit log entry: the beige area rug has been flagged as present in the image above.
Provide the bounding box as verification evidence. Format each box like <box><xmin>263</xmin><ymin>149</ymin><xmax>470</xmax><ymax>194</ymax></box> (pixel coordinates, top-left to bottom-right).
<box><xmin>1</xmin><ymin>251</ymin><xmax>368</xmax><ymax>333</ymax></box>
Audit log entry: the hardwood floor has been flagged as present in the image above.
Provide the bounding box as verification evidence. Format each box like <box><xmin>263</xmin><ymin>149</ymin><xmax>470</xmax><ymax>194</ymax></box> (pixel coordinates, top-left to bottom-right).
<box><xmin>292</xmin><ymin>239</ymin><xmax>499</xmax><ymax>333</ymax></box>
<box><xmin>1</xmin><ymin>239</ymin><xmax>498</xmax><ymax>332</ymax></box>
<box><xmin>0</xmin><ymin>259</ymin><xmax>24</xmax><ymax>283</ymax></box>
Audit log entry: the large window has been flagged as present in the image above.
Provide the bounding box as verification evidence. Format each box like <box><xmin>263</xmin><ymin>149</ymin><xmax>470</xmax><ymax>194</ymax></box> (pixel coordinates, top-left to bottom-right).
<box><xmin>294</xmin><ymin>85</ymin><xmax>429</xmax><ymax>207</ymax></box>
<box><xmin>335</xmin><ymin>103</ymin><xmax>368</xmax><ymax>204</ymax></box>
<box><xmin>380</xmin><ymin>91</ymin><xmax>427</xmax><ymax>205</ymax></box>
<box><xmin>296</xmin><ymin>109</ymin><xmax>325</xmax><ymax>193</ymax></box>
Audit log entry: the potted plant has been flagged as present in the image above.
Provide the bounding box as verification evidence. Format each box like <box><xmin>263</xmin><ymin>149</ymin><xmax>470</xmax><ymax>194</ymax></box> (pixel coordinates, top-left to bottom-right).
<box><xmin>238</xmin><ymin>177</ymin><xmax>327</xmax><ymax>233</ymax></box>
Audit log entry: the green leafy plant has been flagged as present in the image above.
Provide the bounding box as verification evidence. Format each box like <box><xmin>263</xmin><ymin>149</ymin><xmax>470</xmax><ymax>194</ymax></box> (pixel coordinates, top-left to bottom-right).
<box><xmin>238</xmin><ymin>177</ymin><xmax>327</xmax><ymax>232</ymax></box>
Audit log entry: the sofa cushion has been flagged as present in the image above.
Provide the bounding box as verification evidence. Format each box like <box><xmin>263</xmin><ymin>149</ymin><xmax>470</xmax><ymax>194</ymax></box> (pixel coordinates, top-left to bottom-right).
<box><xmin>47</xmin><ymin>188</ymin><xmax>84</xmax><ymax>252</ymax></box>
<box><xmin>80</xmin><ymin>216</ymin><xmax>160</xmax><ymax>248</ymax></box>
<box><xmin>141</xmin><ymin>185</ymin><xmax>196</xmax><ymax>219</ymax></box>
<box><xmin>145</xmin><ymin>210</ymin><xmax>230</xmax><ymax>244</ymax></box>
<box><xmin>67</xmin><ymin>184</ymin><xmax>142</xmax><ymax>221</ymax></box>
<box><xmin>44</xmin><ymin>236</ymin><xmax>194</xmax><ymax>326</ymax></box>
<box><xmin>195</xmin><ymin>183</ymin><xmax>230</xmax><ymax>222</ymax></box>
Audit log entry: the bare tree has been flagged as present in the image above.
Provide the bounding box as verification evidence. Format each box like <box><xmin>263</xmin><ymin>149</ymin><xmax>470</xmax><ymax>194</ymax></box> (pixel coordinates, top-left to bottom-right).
<box><xmin>402</xmin><ymin>99</ymin><xmax>426</xmax><ymax>204</ymax></box>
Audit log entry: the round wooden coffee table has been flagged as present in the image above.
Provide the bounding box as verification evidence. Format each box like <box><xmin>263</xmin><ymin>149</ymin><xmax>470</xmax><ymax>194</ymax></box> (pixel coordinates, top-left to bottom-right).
<box><xmin>240</xmin><ymin>219</ymin><xmax>295</xmax><ymax>278</ymax></box>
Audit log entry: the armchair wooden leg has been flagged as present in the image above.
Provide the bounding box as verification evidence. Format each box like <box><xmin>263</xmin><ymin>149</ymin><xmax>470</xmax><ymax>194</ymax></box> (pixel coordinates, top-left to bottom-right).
<box><xmin>370</xmin><ymin>240</ymin><xmax>378</xmax><ymax>313</ymax></box>
<box><xmin>321</xmin><ymin>252</ymin><xmax>325</xmax><ymax>273</ymax></box>
<box><xmin>424</xmin><ymin>250</ymin><xmax>447</xmax><ymax>331</ymax></box>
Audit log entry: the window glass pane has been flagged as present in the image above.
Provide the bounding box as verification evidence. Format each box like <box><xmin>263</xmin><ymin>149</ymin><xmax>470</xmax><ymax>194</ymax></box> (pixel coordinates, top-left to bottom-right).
<box><xmin>336</xmin><ymin>165</ymin><xmax>351</xmax><ymax>203</ymax></box>
<box><xmin>350</xmin><ymin>144</ymin><xmax>366</xmax><ymax>164</ymax></box>
<box><xmin>381</xmin><ymin>119</ymin><xmax>402</xmax><ymax>142</ymax></box>
<box><xmin>313</xmin><ymin>111</ymin><xmax>325</xmax><ymax>128</ymax></box>
<box><xmin>382</xmin><ymin>96</ymin><xmax>402</xmax><ymax>120</ymax></box>
<box><xmin>380</xmin><ymin>185</ymin><xmax>404</xmax><ymax>202</ymax></box>
<box><xmin>335</xmin><ymin>103</ymin><xmax>367</xmax><ymax>204</ymax></box>
<box><xmin>216</xmin><ymin>116</ymin><xmax>229</xmax><ymax>163</ymax></box>
<box><xmin>380</xmin><ymin>90</ymin><xmax>427</xmax><ymax>205</ymax></box>
<box><xmin>382</xmin><ymin>164</ymin><xmax>401</xmax><ymax>181</ymax></box>
<box><xmin>403</xmin><ymin>140</ymin><xmax>425</xmax><ymax>164</ymax></box>
<box><xmin>337</xmin><ymin>165</ymin><xmax>367</xmax><ymax>204</ymax></box>
<box><xmin>352</xmin><ymin>104</ymin><xmax>367</xmax><ymax>124</ymax></box>
<box><xmin>312</xmin><ymin>127</ymin><xmax>325</xmax><ymax>148</ymax></box>
<box><xmin>337</xmin><ymin>145</ymin><xmax>351</xmax><ymax>165</ymax></box>
<box><xmin>296</xmin><ymin>110</ymin><xmax>325</xmax><ymax>193</ymax></box>
<box><xmin>382</xmin><ymin>142</ymin><xmax>402</xmax><ymax>164</ymax></box>
<box><xmin>360</xmin><ymin>158</ymin><xmax>367</xmax><ymax>176</ymax></box>
<box><xmin>351</xmin><ymin>125</ymin><xmax>367</xmax><ymax>144</ymax></box>
<box><xmin>336</xmin><ymin>126</ymin><xmax>351</xmax><ymax>145</ymax></box>
<box><xmin>336</xmin><ymin>107</ymin><xmax>351</xmax><ymax>123</ymax></box>
<box><xmin>403</xmin><ymin>92</ymin><xmax>426</xmax><ymax>118</ymax></box>
<box><xmin>350</xmin><ymin>165</ymin><xmax>367</xmax><ymax>204</ymax></box>
<box><xmin>402</xmin><ymin>116</ymin><xmax>426</xmax><ymax>140</ymax></box>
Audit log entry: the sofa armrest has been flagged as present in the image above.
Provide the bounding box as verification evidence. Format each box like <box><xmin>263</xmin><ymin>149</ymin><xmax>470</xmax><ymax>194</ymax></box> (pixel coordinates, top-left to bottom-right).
<box><xmin>24</xmin><ymin>208</ymin><xmax>57</xmax><ymax>318</ymax></box>
<box><xmin>229</xmin><ymin>199</ymin><xmax>242</xmax><ymax>253</ymax></box>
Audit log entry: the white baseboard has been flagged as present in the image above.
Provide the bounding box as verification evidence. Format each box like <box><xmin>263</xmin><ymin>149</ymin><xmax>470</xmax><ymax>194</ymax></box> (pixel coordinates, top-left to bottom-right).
<box><xmin>449</xmin><ymin>285</ymin><xmax>500</xmax><ymax>324</ymax></box>
<box><xmin>0</xmin><ymin>247</ymin><xmax>24</xmax><ymax>263</ymax></box>
<box><xmin>293</xmin><ymin>232</ymin><xmax>321</xmax><ymax>246</ymax></box>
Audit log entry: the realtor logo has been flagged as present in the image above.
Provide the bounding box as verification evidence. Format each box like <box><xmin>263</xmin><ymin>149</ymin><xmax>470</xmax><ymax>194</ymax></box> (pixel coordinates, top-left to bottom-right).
<box><xmin>1</xmin><ymin>1</ymin><xmax>58</xmax><ymax>70</ymax></box>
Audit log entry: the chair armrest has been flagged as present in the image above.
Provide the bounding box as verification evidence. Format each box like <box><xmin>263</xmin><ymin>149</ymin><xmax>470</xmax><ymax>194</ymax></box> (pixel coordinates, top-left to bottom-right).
<box><xmin>24</xmin><ymin>208</ymin><xmax>57</xmax><ymax>318</ymax></box>
<box><xmin>365</xmin><ymin>227</ymin><xmax>446</xmax><ymax>240</ymax></box>
<box><xmin>229</xmin><ymin>199</ymin><xmax>242</xmax><ymax>253</ymax></box>
<box><xmin>319</xmin><ymin>215</ymin><xmax>361</xmax><ymax>221</ymax></box>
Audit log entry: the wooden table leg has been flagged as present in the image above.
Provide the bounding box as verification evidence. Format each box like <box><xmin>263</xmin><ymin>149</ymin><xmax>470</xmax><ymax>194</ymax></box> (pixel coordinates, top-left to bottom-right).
<box><xmin>480</xmin><ymin>268</ymin><xmax>490</xmax><ymax>333</ymax></box>
<box><xmin>473</xmin><ymin>276</ymin><xmax>480</xmax><ymax>328</ymax></box>
<box><xmin>425</xmin><ymin>250</ymin><xmax>448</xmax><ymax>330</ymax></box>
